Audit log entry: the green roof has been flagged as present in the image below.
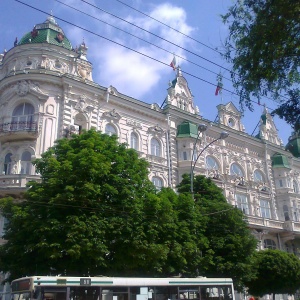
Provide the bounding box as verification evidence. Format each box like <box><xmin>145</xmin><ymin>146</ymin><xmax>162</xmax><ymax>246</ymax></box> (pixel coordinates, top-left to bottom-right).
<box><xmin>286</xmin><ymin>137</ymin><xmax>300</xmax><ymax>158</ymax></box>
<box><xmin>177</xmin><ymin>121</ymin><xmax>199</xmax><ymax>138</ymax></box>
<box><xmin>271</xmin><ymin>153</ymin><xmax>290</xmax><ymax>168</ymax></box>
<box><xmin>18</xmin><ymin>16</ymin><xmax>72</xmax><ymax>50</ymax></box>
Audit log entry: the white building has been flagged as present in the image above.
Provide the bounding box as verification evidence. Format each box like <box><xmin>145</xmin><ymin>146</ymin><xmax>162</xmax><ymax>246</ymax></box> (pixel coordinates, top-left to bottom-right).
<box><xmin>1</xmin><ymin>15</ymin><xmax>300</xmax><ymax>265</ymax></box>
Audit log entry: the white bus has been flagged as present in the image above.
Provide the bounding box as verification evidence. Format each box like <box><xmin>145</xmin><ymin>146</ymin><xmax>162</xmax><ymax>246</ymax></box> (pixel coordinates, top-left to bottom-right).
<box><xmin>10</xmin><ymin>276</ymin><xmax>234</xmax><ymax>300</ymax></box>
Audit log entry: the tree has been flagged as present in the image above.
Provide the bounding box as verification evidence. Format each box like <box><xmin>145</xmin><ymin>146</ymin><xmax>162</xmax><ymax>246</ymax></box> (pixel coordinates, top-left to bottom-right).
<box><xmin>178</xmin><ymin>174</ymin><xmax>257</xmax><ymax>291</ymax></box>
<box><xmin>245</xmin><ymin>249</ymin><xmax>300</xmax><ymax>298</ymax></box>
<box><xmin>0</xmin><ymin>130</ymin><xmax>160</xmax><ymax>280</ymax></box>
<box><xmin>222</xmin><ymin>0</ymin><xmax>300</xmax><ymax>127</ymax></box>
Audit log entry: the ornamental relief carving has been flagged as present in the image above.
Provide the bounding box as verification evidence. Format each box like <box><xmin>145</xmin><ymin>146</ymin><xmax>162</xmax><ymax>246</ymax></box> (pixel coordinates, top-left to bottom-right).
<box><xmin>126</xmin><ymin>119</ymin><xmax>142</xmax><ymax>129</ymax></box>
<box><xmin>102</xmin><ymin>109</ymin><xmax>121</xmax><ymax>121</ymax></box>
<box><xmin>148</xmin><ymin>125</ymin><xmax>164</xmax><ymax>136</ymax></box>
<box><xmin>69</xmin><ymin>95</ymin><xmax>94</xmax><ymax>113</ymax></box>
<box><xmin>76</xmin><ymin>61</ymin><xmax>92</xmax><ymax>80</ymax></box>
<box><xmin>0</xmin><ymin>80</ymin><xmax>48</xmax><ymax>100</ymax></box>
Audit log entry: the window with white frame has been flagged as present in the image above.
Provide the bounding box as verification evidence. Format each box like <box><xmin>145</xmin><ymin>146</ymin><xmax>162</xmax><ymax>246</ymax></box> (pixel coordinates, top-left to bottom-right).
<box><xmin>152</xmin><ymin>177</ymin><xmax>163</xmax><ymax>190</ymax></box>
<box><xmin>20</xmin><ymin>151</ymin><xmax>32</xmax><ymax>175</ymax></box>
<box><xmin>130</xmin><ymin>132</ymin><xmax>139</xmax><ymax>150</ymax></box>
<box><xmin>264</xmin><ymin>239</ymin><xmax>276</xmax><ymax>249</ymax></box>
<box><xmin>254</xmin><ymin>169</ymin><xmax>264</xmax><ymax>182</ymax></box>
<box><xmin>230</xmin><ymin>163</ymin><xmax>244</xmax><ymax>177</ymax></box>
<box><xmin>12</xmin><ymin>103</ymin><xmax>35</xmax><ymax>130</ymax></box>
<box><xmin>3</xmin><ymin>153</ymin><xmax>12</xmax><ymax>175</ymax></box>
<box><xmin>206</xmin><ymin>156</ymin><xmax>219</xmax><ymax>170</ymax></box>
<box><xmin>259</xmin><ymin>199</ymin><xmax>271</xmax><ymax>218</ymax></box>
<box><xmin>105</xmin><ymin>124</ymin><xmax>117</xmax><ymax>136</ymax></box>
<box><xmin>235</xmin><ymin>193</ymin><xmax>249</xmax><ymax>214</ymax></box>
<box><xmin>151</xmin><ymin>138</ymin><xmax>161</xmax><ymax>156</ymax></box>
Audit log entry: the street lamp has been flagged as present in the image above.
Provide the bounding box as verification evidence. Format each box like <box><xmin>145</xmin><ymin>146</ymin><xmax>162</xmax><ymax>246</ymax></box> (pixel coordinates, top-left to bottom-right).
<box><xmin>190</xmin><ymin>129</ymin><xmax>229</xmax><ymax>197</ymax></box>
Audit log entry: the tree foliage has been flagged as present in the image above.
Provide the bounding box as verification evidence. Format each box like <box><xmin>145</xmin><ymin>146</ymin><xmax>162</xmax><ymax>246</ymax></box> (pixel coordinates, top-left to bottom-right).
<box><xmin>177</xmin><ymin>174</ymin><xmax>257</xmax><ymax>291</ymax></box>
<box><xmin>223</xmin><ymin>0</ymin><xmax>300</xmax><ymax>127</ymax></box>
<box><xmin>0</xmin><ymin>130</ymin><xmax>161</xmax><ymax>279</ymax></box>
<box><xmin>0</xmin><ymin>130</ymin><xmax>257</xmax><ymax>287</ymax></box>
<box><xmin>245</xmin><ymin>249</ymin><xmax>300</xmax><ymax>297</ymax></box>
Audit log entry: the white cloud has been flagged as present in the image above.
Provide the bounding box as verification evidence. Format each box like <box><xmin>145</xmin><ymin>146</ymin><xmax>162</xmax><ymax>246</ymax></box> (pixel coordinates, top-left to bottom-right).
<box><xmin>65</xmin><ymin>2</ymin><xmax>194</xmax><ymax>100</ymax></box>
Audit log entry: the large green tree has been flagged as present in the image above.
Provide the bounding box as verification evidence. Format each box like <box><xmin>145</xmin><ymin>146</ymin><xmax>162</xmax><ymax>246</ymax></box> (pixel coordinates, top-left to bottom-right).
<box><xmin>0</xmin><ymin>130</ymin><xmax>166</xmax><ymax>280</ymax></box>
<box><xmin>178</xmin><ymin>174</ymin><xmax>257</xmax><ymax>291</ymax></box>
<box><xmin>245</xmin><ymin>249</ymin><xmax>300</xmax><ymax>298</ymax></box>
<box><xmin>222</xmin><ymin>0</ymin><xmax>300</xmax><ymax>127</ymax></box>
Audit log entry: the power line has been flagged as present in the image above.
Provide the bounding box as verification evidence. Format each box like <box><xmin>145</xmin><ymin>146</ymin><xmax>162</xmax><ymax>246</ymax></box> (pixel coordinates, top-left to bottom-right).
<box><xmin>78</xmin><ymin>0</ymin><xmax>234</xmax><ymax>75</ymax></box>
<box><xmin>114</xmin><ymin>0</ymin><xmax>223</xmax><ymax>56</ymax></box>
<box><xmin>75</xmin><ymin>0</ymin><xmax>290</xmax><ymax>106</ymax></box>
<box><xmin>54</xmin><ymin>0</ymin><xmax>232</xmax><ymax>82</ymax></box>
<box><xmin>113</xmin><ymin>0</ymin><xmax>291</xmax><ymax>105</ymax></box>
<box><xmin>14</xmin><ymin>0</ymin><xmax>278</xmax><ymax>112</ymax></box>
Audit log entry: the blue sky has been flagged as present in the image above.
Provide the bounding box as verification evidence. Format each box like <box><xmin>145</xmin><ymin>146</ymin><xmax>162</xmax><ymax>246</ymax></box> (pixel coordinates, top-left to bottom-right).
<box><xmin>1</xmin><ymin>0</ymin><xmax>293</xmax><ymax>145</ymax></box>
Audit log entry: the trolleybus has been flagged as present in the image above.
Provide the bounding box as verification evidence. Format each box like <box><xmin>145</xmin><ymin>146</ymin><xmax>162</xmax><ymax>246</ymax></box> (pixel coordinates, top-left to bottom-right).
<box><xmin>10</xmin><ymin>276</ymin><xmax>234</xmax><ymax>300</ymax></box>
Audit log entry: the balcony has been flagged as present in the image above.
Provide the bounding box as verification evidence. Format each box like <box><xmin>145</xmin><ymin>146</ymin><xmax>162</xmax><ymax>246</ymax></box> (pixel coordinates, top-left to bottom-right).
<box><xmin>0</xmin><ymin>174</ymin><xmax>41</xmax><ymax>197</ymax></box>
<box><xmin>0</xmin><ymin>121</ymin><xmax>39</xmax><ymax>142</ymax></box>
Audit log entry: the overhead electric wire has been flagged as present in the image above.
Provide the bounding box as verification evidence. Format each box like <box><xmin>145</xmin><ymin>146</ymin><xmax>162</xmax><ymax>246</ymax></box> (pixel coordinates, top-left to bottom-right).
<box><xmin>14</xmin><ymin>0</ymin><xmax>278</xmax><ymax>112</ymax></box>
<box><xmin>78</xmin><ymin>0</ymin><xmax>234</xmax><ymax>75</ymax></box>
<box><xmin>55</xmin><ymin>0</ymin><xmax>232</xmax><ymax>82</ymax></box>
<box><xmin>77</xmin><ymin>0</ymin><xmax>290</xmax><ymax>105</ymax></box>
<box><xmin>20</xmin><ymin>199</ymin><xmax>238</xmax><ymax>218</ymax></box>
<box><xmin>114</xmin><ymin>0</ymin><xmax>223</xmax><ymax>56</ymax></box>
<box><xmin>113</xmin><ymin>0</ymin><xmax>291</xmax><ymax>104</ymax></box>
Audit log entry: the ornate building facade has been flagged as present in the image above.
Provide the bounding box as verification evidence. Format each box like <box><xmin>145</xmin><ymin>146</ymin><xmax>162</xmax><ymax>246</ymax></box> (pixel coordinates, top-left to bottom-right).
<box><xmin>1</xmin><ymin>15</ymin><xmax>300</xmax><ymax>279</ymax></box>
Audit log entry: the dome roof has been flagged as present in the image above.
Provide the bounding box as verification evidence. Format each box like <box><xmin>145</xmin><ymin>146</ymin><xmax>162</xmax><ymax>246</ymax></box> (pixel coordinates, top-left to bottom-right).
<box><xmin>177</xmin><ymin>121</ymin><xmax>199</xmax><ymax>138</ymax></box>
<box><xmin>286</xmin><ymin>134</ymin><xmax>300</xmax><ymax>158</ymax></box>
<box><xmin>18</xmin><ymin>16</ymin><xmax>72</xmax><ymax>50</ymax></box>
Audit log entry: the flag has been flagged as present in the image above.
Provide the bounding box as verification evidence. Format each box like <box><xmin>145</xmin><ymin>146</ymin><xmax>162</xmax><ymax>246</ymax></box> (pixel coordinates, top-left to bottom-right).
<box><xmin>215</xmin><ymin>85</ymin><xmax>221</xmax><ymax>96</ymax></box>
<box><xmin>170</xmin><ymin>55</ymin><xmax>176</xmax><ymax>71</ymax></box>
<box><xmin>215</xmin><ymin>72</ymin><xmax>223</xmax><ymax>96</ymax></box>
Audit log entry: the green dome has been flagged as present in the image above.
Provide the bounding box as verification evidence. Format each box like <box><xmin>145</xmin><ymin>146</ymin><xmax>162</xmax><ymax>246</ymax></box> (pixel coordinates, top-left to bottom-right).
<box><xmin>271</xmin><ymin>153</ymin><xmax>290</xmax><ymax>168</ymax></box>
<box><xmin>177</xmin><ymin>121</ymin><xmax>199</xmax><ymax>138</ymax></box>
<box><xmin>286</xmin><ymin>135</ymin><xmax>300</xmax><ymax>158</ymax></box>
<box><xmin>18</xmin><ymin>16</ymin><xmax>72</xmax><ymax>50</ymax></box>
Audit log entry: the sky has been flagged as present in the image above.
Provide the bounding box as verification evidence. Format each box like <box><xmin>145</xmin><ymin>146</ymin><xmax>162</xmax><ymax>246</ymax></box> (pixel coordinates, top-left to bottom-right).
<box><xmin>0</xmin><ymin>0</ymin><xmax>293</xmax><ymax>145</ymax></box>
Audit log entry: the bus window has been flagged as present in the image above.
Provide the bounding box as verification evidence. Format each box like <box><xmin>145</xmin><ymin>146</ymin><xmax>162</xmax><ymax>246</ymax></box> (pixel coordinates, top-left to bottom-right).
<box><xmin>70</xmin><ymin>287</ymin><xmax>99</xmax><ymax>300</ymax></box>
<box><xmin>101</xmin><ymin>287</ymin><xmax>128</xmax><ymax>300</ymax></box>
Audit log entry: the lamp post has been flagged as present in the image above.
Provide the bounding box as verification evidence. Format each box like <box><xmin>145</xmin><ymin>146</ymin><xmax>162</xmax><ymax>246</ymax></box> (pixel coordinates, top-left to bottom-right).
<box><xmin>190</xmin><ymin>130</ymin><xmax>229</xmax><ymax>197</ymax></box>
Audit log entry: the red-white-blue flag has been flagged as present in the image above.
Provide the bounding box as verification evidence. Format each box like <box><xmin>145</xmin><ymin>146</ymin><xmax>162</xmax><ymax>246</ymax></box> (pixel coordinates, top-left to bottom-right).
<box><xmin>170</xmin><ymin>55</ymin><xmax>176</xmax><ymax>71</ymax></box>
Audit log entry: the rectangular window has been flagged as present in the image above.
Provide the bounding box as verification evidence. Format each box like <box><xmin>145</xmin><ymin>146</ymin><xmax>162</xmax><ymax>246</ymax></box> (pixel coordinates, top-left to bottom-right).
<box><xmin>260</xmin><ymin>199</ymin><xmax>271</xmax><ymax>219</ymax></box>
<box><xmin>183</xmin><ymin>151</ymin><xmax>187</xmax><ymax>160</ymax></box>
<box><xmin>279</xmin><ymin>179</ymin><xmax>283</xmax><ymax>187</ymax></box>
<box><xmin>235</xmin><ymin>194</ymin><xmax>249</xmax><ymax>214</ymax></box>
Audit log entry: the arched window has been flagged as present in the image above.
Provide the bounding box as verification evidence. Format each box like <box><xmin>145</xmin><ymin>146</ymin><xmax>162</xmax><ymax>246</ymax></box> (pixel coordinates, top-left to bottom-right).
<box><xmin>264</xmin><ymin>239</ymin><xmax>276</xmax><ymax>249</ymax></box>
<box><xmin>206</xmin><ymin>156</ymin><xmax>219</xmax><ymax>170</ymax></box>
<box><xmin>230</xmin><ymin>163</ymin><xmax>244</xmax><ymax>177</ymax></box>
<box><xmin>105</xmin><ymin>124</ymin><xmax>117</xmax><ymax>136</ymax></box>
<box><xmin>130</xmin><ymin>132</ymin><xmax>138</xmax><ymax>150</ymax></box>
<box><xmin>4</xmin><ymin>153</ymin><xmax>12</xmax><ymax>175</ymax></box>
<box><xmin>74</xmin><ymin>113</ymin><xmax>87</xmax><ymax>134</ymax></box>
<box><xmin>20</xmin><ymin>151</ymin><xmax>32</xmax><ymax>175</ymax></box>
<box><xmin>254</xmin><ymin>170</ymin><xmax>264</xmax><ymax>182</ymax></box>
<box><xmin>12</xmin><ymin>103</ymin><xmax>34</xmax><ymax>130</ymax></box>
<box><xmin>152</xmin><ymin>177</ymin><xmax>163</xmax><ymax>190</ymax></box>
<box><xmin>151</xmin><ymin>138</ymin><xmax>161</xmax><ymax>156</ymax></box>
